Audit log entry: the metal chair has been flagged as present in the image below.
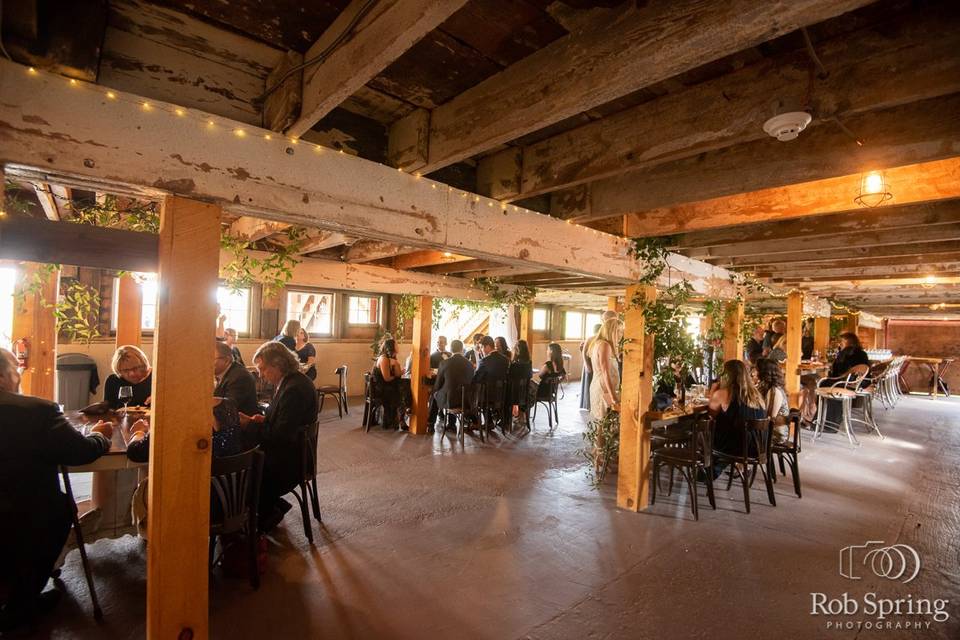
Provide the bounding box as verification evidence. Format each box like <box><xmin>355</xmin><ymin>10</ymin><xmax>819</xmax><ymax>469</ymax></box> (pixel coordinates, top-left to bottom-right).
<box><xmin>289</xmin><ymin>420</ymin><xmax>321</xmax><ymax>544</ymax></box>
<box><xmin>814</xmin><ymin>365</ymin><xmax>870</xmax><ymax>447</ymax></box>
<box><xmin>531</xmin><ymin>375</ymin><xmax>560</xmax><ymax>431</ymax></box>
<box><xmin>209</xmin><ymin>448</ymin><xmax>264</xmax><ymax>589</ymax></box>
<box><xmin>317</xmin><ymin>365</ymin><xmax>348</xmax><ymax>418</ymax></box>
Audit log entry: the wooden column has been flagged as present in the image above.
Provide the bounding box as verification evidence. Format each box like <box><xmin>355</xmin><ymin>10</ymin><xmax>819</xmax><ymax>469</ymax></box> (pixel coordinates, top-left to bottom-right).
<box><xmin>519</xmin><ymin>304</ymin><xmax>534</xmax><ymax>352</ymax></box>
<box><xmin>785</xmin><ymin>291</ymin><xmax>804</xmax><ymax>403</ymax></box>
<box><xmin>607</xmin><ymin>296</ymin><xmax>619</xmax><ymax>312</ymax></box>
<box><xmin>408</xmin><ymin>295</ymin><xmax>433</xmax><ymax>435</ymax></box>
<box><xmin>722</xmin><ymin>301</ymin><xmax>744</xmax><ymax>362</ymax></box>
<box><xmin>147</xmin><ymin>196</ymin><xmax>220</xmax><ymax>640</ymax></box>
<box><xmin>12</xmin><ymin>263</ymin><xmax>59</xmax><ymax>399</ymax></box>
<box><xmin>617</xmin><ymin>284</ymin><xmax>656</xmax><ymax>512</ymax></box>
<box><xmin>115</xmin><ymin>273</ymin><xmax>143</xmax><ymax>347</ymax></box>
<box><xmin>813</xmin><ymin>316</ymin><xmax>831</xmax><ymax>357</ymax></box>
<box><xmin>844</xmin><ymin>313</ymin><xmax>859</xmax><ymax>335</ymax></box>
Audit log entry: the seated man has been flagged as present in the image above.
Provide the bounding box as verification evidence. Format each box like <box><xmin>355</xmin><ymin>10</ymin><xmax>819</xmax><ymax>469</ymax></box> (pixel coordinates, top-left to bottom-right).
<box><xmin>239</xmin><ymin>342</ymin><xmax>318</xmax><ymax>532</ymax></box>
<box><xmin>214</xmin><ymin>340</ymin><xmax>259</xmax><ymax>416</ymax></box>
<box><xmin>472</xmin><ymin>336</ymin><xmax>510</xmax><ymax>427</ymax></box>
<box><xmin>0</xmin><ymin>348</ymin><xmax>112</xmax><ymax>633</ymax></box>
<box><xmin>429</xmin><ymin>335</ymin><xmax>451</xmax><ymax>369</ymax></box>
<box><xmin>431</xmin><ymin>340</ymin><xmax>475</xmax><ymax>430</ymax></box>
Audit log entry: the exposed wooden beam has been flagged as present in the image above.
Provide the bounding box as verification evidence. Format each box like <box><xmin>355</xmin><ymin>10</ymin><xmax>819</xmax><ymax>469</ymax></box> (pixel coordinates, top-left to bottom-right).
<box><xmin>516</xmin><ymin>8</ymin><xmax>960</xmax><ymax>200</ymax></box>
<box><xmin>745</xmin><ymin>252</ymin><xmax>960</xmax><ymax>275</ymax></box>
<box><xmin>403</xmin><ymin>0</ymin><xmax>873</xmax><ymax>174</ymax></box>
<box><xmin>583</xmin><ymin>94</ymin><xmax>960</xmax><ymax>226</ymax></box>
<box><xmin>774</xmin><ymin>262</ymin><xmax>960</xmax><ymax>282</ymax></box>
<box><xmin>343</xmin><ymin>240</ymin><xmax>412</xmax><ymax>263</ymax></box>
<box><xmin>390</xmin><ymin>250</ymin><xmax>471</xmax><ymax>270</ymax></box>
<box><xmin>0</xmin><ymin>61</ymin><xmax>739</xmax><ymax>295</ymax></box>
<box><xmin>417</xmin><ymin>258</ymin><xmax>510</xmax><ymax>275</ymax></box>
<box><xmin>295</xmin><ymin>230</ymin><xmax>355</xmax><ymax>255</ymax></box>
<box><xmin>32</xmin><ymin>183</ymin><xmax>61</xmax><ymax>220</ymax></box>
<box><xmin>285</xmin><ymin>0</ymin><xmax>467</xmax><ymax>138</ymax></box>
<box><xmin>714</xmin><ymin>240</ymin><xmax>960</xmax><ymax>268</ymax></box>
<box><xmin>227</xmin><ymin>216</ymin><xmax>291</xmax><ymax>241</ymax></box>
<box><xmin>629</xmin><ymin>157</ymin><xmax>960</xmax><ymax>237</ymax></box>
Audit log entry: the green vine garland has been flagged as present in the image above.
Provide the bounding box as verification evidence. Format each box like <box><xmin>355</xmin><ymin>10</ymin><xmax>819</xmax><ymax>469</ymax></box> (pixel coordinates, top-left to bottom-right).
<box><xmin>581</xmin><ymin>410</ymin><xmax>620</xmax><ymax>488</ymax></box>
<box><xmin>220</xmin><ymin>225</ymin><xmax>307</xmax><ymax>297</ymax></box>
<box><xmin>629</xmin><ymin>236</ymin><xmax>675</xmax><ymax>285</ymax></box>
<box><xmin>629</xmin><ymin>281</ymin><xmax>701</xmax><ymax>388</ymax></box>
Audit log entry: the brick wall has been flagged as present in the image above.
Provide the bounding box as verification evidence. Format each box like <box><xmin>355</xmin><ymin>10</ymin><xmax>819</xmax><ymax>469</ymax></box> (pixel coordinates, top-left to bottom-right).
<box><xmin>885</xmin><ymin>320</ymin><xmax>960</xmax><ymax>394</ymax></box>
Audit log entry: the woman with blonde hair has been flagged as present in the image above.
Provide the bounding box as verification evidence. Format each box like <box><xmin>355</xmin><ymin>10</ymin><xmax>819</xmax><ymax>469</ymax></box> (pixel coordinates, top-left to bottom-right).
<box><xmin>589</xmin><ymin>317</ymin><xmax>623</xmax><ymax>420</ymax></box>
<box><xmin>104</xmin><ymin>345</ymin><xmax>152</xmax><ymax>408</ymax></box>
<box><xmin>274</xmin><ymin>319</ymin><xmax>300</xmax><ymax>351</ymax></box>
<box><xmin>709</xmin><ymin>359</ymin><xmax>767</xmax><ymax>458</ymax></box>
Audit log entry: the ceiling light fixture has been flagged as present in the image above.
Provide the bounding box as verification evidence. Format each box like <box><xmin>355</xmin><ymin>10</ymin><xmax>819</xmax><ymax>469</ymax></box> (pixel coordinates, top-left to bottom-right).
<box><xmin>854</xmin><ymin>170</ymin><xmax>893</xmax><ymax>208</ymax></box>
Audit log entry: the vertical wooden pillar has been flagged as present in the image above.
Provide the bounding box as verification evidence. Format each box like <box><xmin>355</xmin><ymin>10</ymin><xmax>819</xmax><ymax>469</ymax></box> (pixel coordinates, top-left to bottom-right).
<box><xmin>785</xmin><ymin>291</ymin><xmax>804</xmax><ymax>401</ymax></box>
<box><xmin>12</xmin><ymin>263</ymin><xmax>59</xmax><ymax>399</ymax></box>
<box><xmin>607</xmin><ymin>296</ymin><xmax>619</xmax><ymax>312</ymax></box>
<box><xmin>147</xmin><ymin>196</ymin><xmax>220</xmax><ymax>640</ymax></box>
<box><xmin>813</xmin><ymin>316</ymin><xmax>830</xmax><ymax>358</ymax></box>
<box><xmin>722</xmin><ymin>301</ymin><xmax>744</xmax><ymax>362</ymax></box>
<box><xmin>115</xmin><ymin>273</ymin><xmax>143</xmax><ymax>347</ymax></box>
<box><xmin>617</xmin><ymin>284</ymin><xmax>656</xmax><ymax>512</ymax></box>
<box><xmin>844</xmin><ymin>314</ymin><xmax>859</xmax><ymax>335</ymax></box>
<box><xmin>519</xmin><ymin>304</ymin><xmax>534</xmax><ymax>353</ymax></box>
<box><xmin>408</xmin><ymin>295</ymin><xmax>433</xmax><ymax>435</ymax></box>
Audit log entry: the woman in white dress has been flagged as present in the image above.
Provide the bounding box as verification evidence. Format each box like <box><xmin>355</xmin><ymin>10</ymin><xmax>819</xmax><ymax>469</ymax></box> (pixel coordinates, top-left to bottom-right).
<box><xmin>590</xmin><ymin>317</ymin><xmax>623</xmax><ymax>420</ymax></box>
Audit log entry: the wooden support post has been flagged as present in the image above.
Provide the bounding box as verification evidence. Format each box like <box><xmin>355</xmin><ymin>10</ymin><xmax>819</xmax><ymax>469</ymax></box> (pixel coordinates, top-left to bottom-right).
<box><xmin>115</xmin><ymin>273</ymin><xmax>143</xmax><ymax>347</ymax></box>
<box><xmin>519</xmin><ymin>304</ymin><xmax>534</xmax><ymax>353</ymax></box>
<box><xmin>11</xmin><ymin>263</ymin><xmax>59</xmax><ymax>399</ymax></box>
<box><xmin>785</xmin><ymin>291</ymin><xmax>804</xmax><ymax>403</ymax></box>
<box><xmin>408</xmin><ymin>295</ymin><xmax>433</xmax><ymax>435</ymax></box>
<box><xmin>722</xmin><ymin>301</ymin><xmax>744</xmax><ymax>362</ymax></box>
<box><xmin>813</xmin><ymin>316</ymin><xmax>831</xmax><ymax>358</ymax></box>
<box><xmin>844</xmin><ymin>313</ymin><xmax>860</xmax><ymax>335</ymax></box>
<box><xmin>146</xmin><ymin>196</ymin><xmax>220</xmax><ymax>640</ymax></box>
<box><xmin>607</xmin><ymin>296</ymin><xmax>619</xmax><ymax>312</ymax></box>
<box><xmin>617</xmin><ymin>284</ymin><xmax>656</xmax><ymax>512</ymax></box>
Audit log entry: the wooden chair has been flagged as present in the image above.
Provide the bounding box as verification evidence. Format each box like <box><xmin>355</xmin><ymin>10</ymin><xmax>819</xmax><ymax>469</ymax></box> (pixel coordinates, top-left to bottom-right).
<box><xmin>59</xmin><ymin>467</ymin><xmax>103</xmax><ymax>620</ymax></box>
<box><xmin>209</xmin><ymin>448</ymin><xmax>264</xmax><ymax>589</ymax></box>
<box><xmin>650</xmin><ymin>415</ymin><xmax>716</xmax><ymax>520</ymax></box>
<box><xmin>289</xmin><ymin>420</ymin><xmax>321</xmax><ymax>543</ymax></box>
<box><xmin>770</xmin><ymin>410</ymin><xmax>802</xmax><ymax>498</ymax></box>
<box><xmin>712</xmin><ymin>417</ymin><xmax>776</xmax><ymax>513</ymax></box>
<box><xmin>317</xmin><ymin>365</ymin><xmax>348</xmax><ymax>419</ymax></box>
<box><xmin>439</xmin><ymin>383</ymin><xmax>478</xmax><ymax>443</ymax></box>
<box><xmin>361</xmin><ymin>372</ymin><xmax>384</xmax><ymax>432</ymax></box>
<box><xmin>531</xmin><ymin>375</ymin><xmax>560</xmax><ymax>431</ymax></box>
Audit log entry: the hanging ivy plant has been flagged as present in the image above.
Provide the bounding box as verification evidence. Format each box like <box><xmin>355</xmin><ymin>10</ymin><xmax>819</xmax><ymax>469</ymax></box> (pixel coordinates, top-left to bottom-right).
<box><xmin>629</xmin><ymin>236</ymin><xmax>675</xmax><ymax>285</ymax></box>
<box><xmin>220</xmin><ymin>225</ymin><xmax>307</xmax><ymax>297</ymax></box>
<box><xmin>581</xmin><ymin>409</ymin><xmax>620</xmax><ymax>488</ymax></box>
<box><xmin>629</xmin><ymin>280</ymin><xmax>701</xmax><ymax>388</ymax></box>
<box><xmin>69</xmin><ymin>196</ymin><xmax>160</xmax><ymax>234</ymax></box>
<box><xmin>472</xmin><ymin>277</ymin><xmax>538</xmax><ymax>308</ymax></box>
<box><xmin>740</xmin><ymin>303</ymin><xmax>765</xmax><ymax>344</ymax></box>
<box><xmin>53</xmin><ymin>280</ymin><xmax>101</xmax><ymax>344</ymax></box>
<box><xmin>395</xmin><ymin>294</ymin><xmax>418</xmax><ymax>334</ymax></box>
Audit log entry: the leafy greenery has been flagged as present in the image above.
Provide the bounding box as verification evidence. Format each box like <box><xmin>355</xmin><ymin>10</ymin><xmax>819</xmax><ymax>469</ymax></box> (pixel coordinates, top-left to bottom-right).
<box><xmin>395</xmin><ymin>294</ymin><xmax>419</xmax><ymax>334</ymax></box>
<box><xmin>630</xmin><ymin>281</ymin><xmax>701</xmax><ymax>388</ymax></box>
<box><xmin>220</xmin><ymin>226</ymin><xmax>307</xmax><ymax>297</ymax></box>
<box><xmin>472</xmin><ymin>277</ymin><xmax>538</xmax><ymax>308</ymax></box>
<box><xmin>3</xmin><ymin>180</ymin><xmax>36</xmax><ymax>216</ymax></box>
<box><xmin>54</xmin><ymin>280</ymin><xmax>101</xmax><ymax>343</ymax></box>
<box><xmin>740</xmin><ymin>303</ymin><xmax>765</xmax><ymax>344</ymax></box>
<box><xmin>629</xmin><ymin>236</ymin><xmax>675</xmax><ymax>285</ymax></box>
<box><xmin>396</xmin><ymin>279</ymin><xmax>539</xmax><ymax>332</ymax></box>
<box><xmin>581</xmin><ymin>410</ymin><xmax>620</xmax><ymax>488</ymax></box>
<box><xmin>69</xmin><ymin>196</ymin><xmax>160</xmax><ymax>234</ymax></box>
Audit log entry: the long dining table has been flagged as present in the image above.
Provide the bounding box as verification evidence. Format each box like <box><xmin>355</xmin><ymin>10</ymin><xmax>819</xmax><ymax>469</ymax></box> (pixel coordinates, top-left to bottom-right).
<box><xmin>65</xmin><ymin>407</ymin><xmax>149</xmax><ymax>472</ymax></box>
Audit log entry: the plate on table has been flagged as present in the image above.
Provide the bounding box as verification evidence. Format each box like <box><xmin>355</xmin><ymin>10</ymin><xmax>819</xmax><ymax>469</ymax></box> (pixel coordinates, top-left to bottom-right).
<box><xmin>124</xmin><ymin>406</ymin><xmax>151</xmax><ymax>415</ymax></box>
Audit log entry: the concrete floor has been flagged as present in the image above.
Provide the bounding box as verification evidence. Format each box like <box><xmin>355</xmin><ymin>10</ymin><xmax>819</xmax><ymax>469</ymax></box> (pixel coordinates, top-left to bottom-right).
<box><xmin>40</xmin><ymin>385</ymin><xmax>960</xmax><ymax>639</ymax></box>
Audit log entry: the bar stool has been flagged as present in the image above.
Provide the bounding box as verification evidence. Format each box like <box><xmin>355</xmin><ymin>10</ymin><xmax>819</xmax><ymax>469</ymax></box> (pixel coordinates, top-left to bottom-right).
<box><xmin>814</xmin><ymin>387</ymin><xmax>859</xmax><ymax>447</ymax></box>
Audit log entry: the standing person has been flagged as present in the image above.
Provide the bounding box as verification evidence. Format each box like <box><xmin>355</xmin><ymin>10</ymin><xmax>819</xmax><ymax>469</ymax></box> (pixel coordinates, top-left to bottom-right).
<box><xmin>465</xmin><ymin>333</ymin><xmax>485</xmax><ymax>365</ymax></box>
<box><xmin>223</xmin><ymin>327</ymin><xmax>245</xmax><ymax>366</ymax></box>
<box><xmin>579</xmin><ymin>324</ymin><xmax>601</xmax><ymax>411</ymax></box>
<box><xmin>431</xmin><ymin>340</ymin><xmax>475</xmax><ymax>432</ymax></box>
<box><xmin>274</xmin><ymin>319</ymin><xmax>299</xmax><ymax>352</ymax></box>
<box><xmin>494</xmin><ymin>336</ymin><xmax>512</xmax><ymax>362</ymax></box>
<box><xmin>295</xmin><ymin>327</ymin><xmax>317</xmax><ymax>381</ymax></box>
<box><xmin>746</xmin><ymin>325</ymin><xmax>765</xmax><ymax>364</ymax></box>
<box><xmin>239</xmin><ymin>342</ymin><xmax>318</xmax><ymax>532</ymax></box>
<box><xmin>0</xmin><ymin>348</ymin><xmax>113</xmax><ymax>633</ymax></box>
<box><xmin>801</xmin><ymin>320</ymin><xmax>815</xmax><ymax>360</ymax></box>
<box><xmin>430</xmin><ymin>335</ymin><xmax>451</xmax><ymax>369</ymax></box>
<box><xmin>590</xmin><ymin>319</ymin><xmax>622</xmax><ymax>420</ymax></box>
<box><xmin>103</xmin><ymin>345</ymin><xmax>153</xmax><ymax>409</ymax></box>
<box><xmin>214</xmin><ymin>341</ymin><xmax>260</xmax><ymax>416</ymax></box>
<box><xmin>762</xmin><ymin>319</ymin><xmax>786</xmax><ymax>356</ymax></box>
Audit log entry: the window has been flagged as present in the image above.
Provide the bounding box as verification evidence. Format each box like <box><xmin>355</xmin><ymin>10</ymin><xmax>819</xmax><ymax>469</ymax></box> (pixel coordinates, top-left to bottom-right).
<box><xmin>532</xmin><ymin>307</ymin><xmax>548</xmax><ymax>331</ymax></box>
<box><xmin>585</xmin><ymin>312</ymin><xmax>603</xmax><ymax>336</ymax></box>
<box><xmin>348</xmin><ymin>295</ymin><xmax>381</xmax><ymax>325</ymax></box>
<box><xmin>287</xmin><ymin>291</ymin><xmax>334</xmax><ymax>336</ymax></box>
<box><xmin>111</xmin><ymin>276</ymin><xmax>251</xmax><ymax>334</ymax></box>
<box><xmin>0</xmin><ymin>267</ymin><xmax>16</xmax><ymax>350</ymax></box>
<box><xmin>564</xmin><ymin>311</ymin><xmax>585</xmax><ymax>340</ymax></box>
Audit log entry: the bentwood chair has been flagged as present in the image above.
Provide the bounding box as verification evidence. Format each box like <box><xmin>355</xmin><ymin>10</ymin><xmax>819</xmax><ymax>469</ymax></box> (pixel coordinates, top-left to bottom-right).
<box><xmin>362</xmin><ymin>373</ymin><xmax>385</xmax><ymax>432</ymax></box>
<box><xmin>439</xmin><ymin>383</ymin><xmax>478</xmax><ymax>443</ymax></box>
<box><xmin>317</xmin><ymin>365</ymin><xmax>349</xmax><ymax>419</ymax></box>
<box><xmin>59</xmin><ymin>467</ymin><xmax>103</xmax><ymax>620</ymax></box>
<box><xmin>509</xmin><ymin>375</ymin><xmax>533</xmax><ymax>433</ymax></box>
<box><xmin>531</xmin><ymin>375</ymin><xmax>560</xmax><ymax>431</ymax></box>
<box><xmin>713</xmin><ymin>417</ymin><xmax>776</xmax><ymax>513</ymax></box>
<box><xmin>770</xmin><ymin>410</ymin><xmax>802</xmax><ymax>498</ymax></box>
<box><xmin>476</xmin><ymin>380</ymin><xmax>508</xmax><ymax>441</ymax></box>
<box><xmin>289</xmin><ymin>420</ymin><xmax>322</xmax><ymax>543</ymax></box>
<box><xmin>209</xmin><ymin>448</ymin><xmax>264</xmax><ymax>589</ymax></box>
<box><xmin>650</xmin><ymin>415</ymin><xmax>716</xmax><ymax>520</ymax></box>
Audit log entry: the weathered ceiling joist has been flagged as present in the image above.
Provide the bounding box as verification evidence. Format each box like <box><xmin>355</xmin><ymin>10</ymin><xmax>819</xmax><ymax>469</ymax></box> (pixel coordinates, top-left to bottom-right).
<box><xmin>398</xmin><ymin>0</ymin><xmax>873</xmax><ymax>174</ymax></box>
<box><xmin>227</xmin><ymin>216</ymin><xmax>291</xmax><ymax>241</ymax></box>
<box><xmin>502</xmin><ymin>7</ymin><xmax>960</xmax><ymax>201</ymax></box>
<box><xmin>0</xmin><ymin>61</ymin><xmax>742</xmax><ymax>298</ymax></box>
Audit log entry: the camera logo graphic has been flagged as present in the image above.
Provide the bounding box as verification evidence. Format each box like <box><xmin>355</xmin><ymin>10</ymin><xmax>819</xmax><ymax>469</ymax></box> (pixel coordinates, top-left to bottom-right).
<box><xmin>839</xmin><ymin>541</ymin><xmax>921</xmax><ymax>583</ymax></box>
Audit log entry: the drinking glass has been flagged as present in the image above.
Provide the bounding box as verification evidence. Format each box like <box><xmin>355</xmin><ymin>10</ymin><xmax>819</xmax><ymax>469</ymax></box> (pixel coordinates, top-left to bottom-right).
<box><xmin>119</xmin><ymin>385</ymin><xmax>133</xmax><ymax>412</ymax></box>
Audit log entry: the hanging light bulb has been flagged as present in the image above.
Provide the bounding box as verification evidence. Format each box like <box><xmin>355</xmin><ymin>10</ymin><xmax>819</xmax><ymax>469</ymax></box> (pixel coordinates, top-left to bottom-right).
<box><xmin>854</xmin><ymin>170</ymin><xmax>893</xmax><ymax>208</ymax></box>
<box><xmin>920</xmin><ymin>275</ymin><xmax>938</xmax><ymax>289</ymax></box>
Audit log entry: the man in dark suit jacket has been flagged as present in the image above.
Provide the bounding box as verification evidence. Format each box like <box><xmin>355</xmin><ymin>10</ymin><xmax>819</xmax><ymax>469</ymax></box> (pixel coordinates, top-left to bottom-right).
<box><xmin>0</xmin><ymin>349</ymin><xmax>112</xmax><ymax>632</ymax></box>
<box><xmin>472</xmin><ymin>336</ymin><xmax>509</xmax><ymax>384</ymax></box>
<box><xmin>431</xmin><ymin>340</ymin><xmax>474</xmax><ymax>429</ymax></box>
<box><xmin>429</xmin><ymin>335</ymin><xmax>451</xmax><ymax>369</ymax></box>
<box><xmin>240</xmin><ymin>342</ymin><xmax>318</xmax><ymax>532</ymax></box>
<box><xmin>214</xmin><ymin>341</ymin><xmax>259</xmax><ymax>416</ymax></box>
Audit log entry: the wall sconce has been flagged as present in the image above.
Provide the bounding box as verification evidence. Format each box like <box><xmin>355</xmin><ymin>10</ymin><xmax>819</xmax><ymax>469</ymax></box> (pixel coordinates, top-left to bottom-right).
<box><xmin>854</xmin><ymin>170</ymin><xmax>893</xmax><ymax>208</ymax></box>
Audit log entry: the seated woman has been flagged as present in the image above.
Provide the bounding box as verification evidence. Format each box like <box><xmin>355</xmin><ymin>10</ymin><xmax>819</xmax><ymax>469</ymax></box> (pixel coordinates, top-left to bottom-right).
<box><xmin>708</xmin><ymin>359</ymin><xmax>767</xmax><ymax>463</ymax></box>
<box><xmin>295</xmin><ymin>327</ymin><xmax>317</xmax><ymax>381</ymax></box>
<box><xmin>371</xmin><ymin>338</ymin><xmax>405</xmax><ymax>430</ymax></box>
<box><xmin>494</xmin><ymin>336</ymin><xmax>512</xmax><ymax>362</ymax></box>
<box><xmin>103</xmin><ymin>345</ymin><xmax>153</xmax><ymax>409</ymax></box>
<box><xmin>273</xmin><ymin>319</ymin><xmax>299</xmax><ymax>351</ymax></box>
<box><xmin>540</xmin><ymin>343</ymin><xmax>567</xmax><ymax>380</ymax></box>
<box><xmin>755</xmin><ymin>358</ymin><xmax>790</xmax><ymax>444</ymax></box>
<box><xmin>508</xmin><ymin>340</ymin><xmax>533</xmax><ymax>419</ymax></box>
<box><xmin>823</xmin><ymin>332</ymin><xmax>871</xmax><ymax>385</ymax></box>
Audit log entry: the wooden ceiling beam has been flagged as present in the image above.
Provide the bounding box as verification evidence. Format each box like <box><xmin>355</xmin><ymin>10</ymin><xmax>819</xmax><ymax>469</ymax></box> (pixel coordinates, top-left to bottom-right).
<box><xmin>32</xmin><ymin>183</ymin><xmax>61</xmax><ymax>221</ymax></box>
<box><xmin>511</xmin><ymin>8</ymin><xmax>960</xmax><ymax>201</ymax></box>
<box><xmin>714</xmin><ymin>241</ymin><xmax>960</xmax><ymax>268</ymax></box>
<box><xmin>771</xmin><ymin>262</ymin><xmax>960</xmax><ymax>282</ymax></box>
<box><xmin>578</xmin><ymin>94</ymin><xmax>960</xmax><ymax>228</ymax></box>
<box><xmin>227</xmin><ymin>216</ymin><xmax>291</xmax><ymax>241</ymax></box>
<box><xmin>416</xmin><ymin>258</ymin><xmax>506</xmax><ymax>275</ymax></box>
<box><xmin>747</xmin><ymin>253</ymin><xmax>960</xmax><ymax>275</ymax></box>
<box><xmin>284</xmin><ymin>0</ymin><xmax>467</xmax><ymax>138</ymax></box>
<box><xmin>390</xmin><ymin>250</ymin><xmax>472</xmax><ymax>270</ymax></box>
<box><xmin>399</xmin><ymin>0</ymin><xmax>872</xmax><ymax>174</ymax></box>
<box><xmin>295</xmin><ymin>230</ymin><xmax>355</xmax><ymax>255</ymax></box>
<box><xmin>343</xmin><ymin>240</ymin><xmax>415</xmax><ymax>263</ymax></box>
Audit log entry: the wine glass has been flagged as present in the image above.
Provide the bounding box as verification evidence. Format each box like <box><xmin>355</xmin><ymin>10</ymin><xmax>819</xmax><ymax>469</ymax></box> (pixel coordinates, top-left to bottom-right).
<box><xmin>119</xmin><ymin>385</ymin><xmax>133</xmax><ymax>413</ymax></box>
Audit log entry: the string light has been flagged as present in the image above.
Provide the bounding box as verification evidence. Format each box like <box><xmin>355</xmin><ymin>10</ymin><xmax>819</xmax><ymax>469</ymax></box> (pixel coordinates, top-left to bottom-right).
<box><xmin>141</xmin><ymin>102</ymin><xmax>152</xmax><ymax>111</ymax></box>
<box><xmin>28</xmin><ymin>67</ymin><xmax>37</xmax><ymax>75</ymax></box>
<box><xmin>69</xmin><ymin>78</ymin><xmax>77</xmax><ymax>86</ymax></box>
<box><xmin>264</xmin><ymin>134</ymin><xmax>272</xmax><ymax>140</ymax></box>
<box><xmin>234</xmin><ymin>128</ymin><xmax>246</xmax><ymax>138</ymax></box>
<box><xmin>174</xmin><ymin>108</ymin><xmax>185</xmax><ymax>116</ymax></box>
<box><xmin>106</xmin><ymin>91</ymin><xmax>116</xmax><ymax>99</ymax></box>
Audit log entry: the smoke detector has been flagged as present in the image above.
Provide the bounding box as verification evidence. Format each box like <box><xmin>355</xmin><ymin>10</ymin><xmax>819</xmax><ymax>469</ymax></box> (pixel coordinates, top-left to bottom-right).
<box><xmin>762</xmin><ymin>111</ymin><xmax>812</xmax><ymax>141</ymax></box>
